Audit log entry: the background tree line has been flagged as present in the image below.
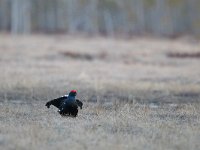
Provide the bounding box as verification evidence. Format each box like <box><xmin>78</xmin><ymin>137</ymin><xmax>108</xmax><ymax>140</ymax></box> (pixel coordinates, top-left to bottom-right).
<box><xmin>0</xmin><ymin>0</ymin><xmax>200</xmax><ymax>36</ymax></box>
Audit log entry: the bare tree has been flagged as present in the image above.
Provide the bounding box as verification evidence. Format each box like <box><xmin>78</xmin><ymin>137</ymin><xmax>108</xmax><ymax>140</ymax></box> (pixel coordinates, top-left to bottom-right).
<box><xmin>0</xmin><ymin>0</ymin><xmax>198</xmax><ymax>36</ymax></box>
<box><xmin>11</xmin><ymin>0</ymin><xmax>31</xmax><ymax>34</ymax></box>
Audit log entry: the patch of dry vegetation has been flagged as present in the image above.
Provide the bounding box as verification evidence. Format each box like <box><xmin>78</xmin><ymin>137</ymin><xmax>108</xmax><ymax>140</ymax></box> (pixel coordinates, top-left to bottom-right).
<box><xmin>0</xmin><ymin>34</ymin><xmax>200</xmax><ymax>150</ymax></box>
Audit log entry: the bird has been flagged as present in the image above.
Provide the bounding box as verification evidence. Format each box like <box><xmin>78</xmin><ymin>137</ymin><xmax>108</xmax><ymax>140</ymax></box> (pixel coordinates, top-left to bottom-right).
<box><xmin>45</xmin><ymin>90</ymin><xmax>83</xmax><ymax>117</ymax></box>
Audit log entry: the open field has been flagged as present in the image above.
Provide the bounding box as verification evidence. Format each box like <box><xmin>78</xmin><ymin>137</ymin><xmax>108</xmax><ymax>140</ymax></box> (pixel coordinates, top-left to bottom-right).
<box><xmin>0</xmin><ymin>34</ymin><xmax>200</xmax><ymax>150</ymax></box>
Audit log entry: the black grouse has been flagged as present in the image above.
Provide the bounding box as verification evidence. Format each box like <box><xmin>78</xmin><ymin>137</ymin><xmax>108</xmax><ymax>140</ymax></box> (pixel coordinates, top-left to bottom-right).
<box><xmin>45</xmin><ymin>90</ymin><xmax>83</xmax><ymax>117</ymax></box>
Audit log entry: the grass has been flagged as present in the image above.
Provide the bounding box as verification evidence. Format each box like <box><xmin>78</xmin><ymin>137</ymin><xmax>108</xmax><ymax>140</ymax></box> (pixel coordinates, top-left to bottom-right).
<box><xmin>0</xmin><ymin>34</ymin><xmax>200</xmax><ymax>150</ymax></box>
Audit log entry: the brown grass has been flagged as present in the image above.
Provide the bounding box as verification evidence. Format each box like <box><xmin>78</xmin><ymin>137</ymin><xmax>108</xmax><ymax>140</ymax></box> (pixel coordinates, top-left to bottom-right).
<box><xmin>0</xmin><ymin>34</ymin><xmax>200</xmax><ymax>150</ymax></box>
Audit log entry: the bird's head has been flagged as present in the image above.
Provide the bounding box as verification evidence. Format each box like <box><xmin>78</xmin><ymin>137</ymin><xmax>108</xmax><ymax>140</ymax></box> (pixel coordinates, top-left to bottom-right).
<box><xmin>69</xmin><ymin>90</ymin><xmax>77</xmax><ymax>97</ymax></box>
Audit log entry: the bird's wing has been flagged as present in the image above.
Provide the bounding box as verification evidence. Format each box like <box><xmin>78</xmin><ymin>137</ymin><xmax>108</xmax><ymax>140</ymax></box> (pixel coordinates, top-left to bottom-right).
<box><xmin>45</xmin><ymin>96</ymin><xmax>67</xmax><ymax>109</ymax></box>
<box><xmin>76</xmin><ymin>99</ymin><xmax>83</xmax><ymax>109</ymax></box>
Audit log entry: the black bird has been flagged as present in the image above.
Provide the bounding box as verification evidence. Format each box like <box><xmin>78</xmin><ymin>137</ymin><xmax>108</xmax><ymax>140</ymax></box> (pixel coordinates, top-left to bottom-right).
<box><xmin>45</xmin><ymin>90</ymin><xmax>83</xmax><ymax>117</ymax></box>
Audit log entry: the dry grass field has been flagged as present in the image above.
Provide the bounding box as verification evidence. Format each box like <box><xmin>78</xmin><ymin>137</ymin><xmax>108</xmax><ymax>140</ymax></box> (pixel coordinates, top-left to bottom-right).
<box><xmin>0</xmin><ymin>34</ymin><xmax>200</xmax><ymax>150</ymax></box>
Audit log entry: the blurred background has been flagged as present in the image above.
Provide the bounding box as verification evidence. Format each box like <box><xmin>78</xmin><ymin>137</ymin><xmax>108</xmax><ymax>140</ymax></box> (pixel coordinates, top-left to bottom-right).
<box><xmin>0</xmin><ymin>0</ymin><xmax>200</xmax><ymax>36</ymax></box>
<box><xmin>1</xmin><ymin>1</ymin><xmax>200</xmax><ymax>150</ymax></box>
